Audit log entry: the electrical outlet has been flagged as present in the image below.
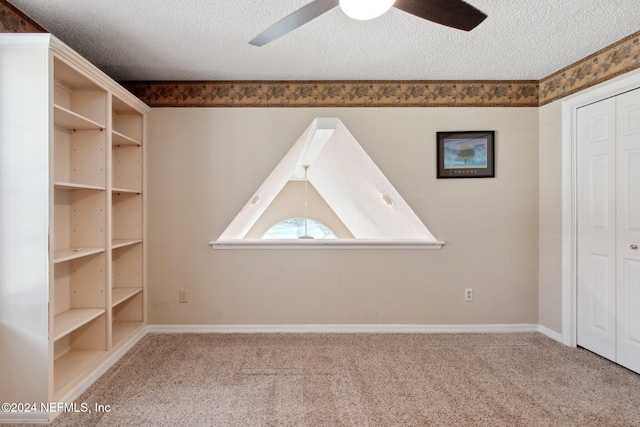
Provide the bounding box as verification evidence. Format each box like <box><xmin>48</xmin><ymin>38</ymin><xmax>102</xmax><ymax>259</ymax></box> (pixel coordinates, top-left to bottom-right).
<box><xmin>465</xmin><ymin>288</ymin><xmax>473</xmax><ymax>301</ymax></box>
<box><xmin>179</xmin><ymin>290</ymin><xmax>188</xmax><ymax>303</ymax></box>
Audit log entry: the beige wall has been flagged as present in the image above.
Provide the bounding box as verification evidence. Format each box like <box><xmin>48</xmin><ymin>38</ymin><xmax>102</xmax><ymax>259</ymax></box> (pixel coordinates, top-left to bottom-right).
<box><xmin>538</xmin><ymin>101</ymin><xmax>563</xmax><ymax>333</ymax></box>
<box><xmin>147</xmin><ymin>107</ymin><xmax>539</xmax><ymax>325</ymax></box>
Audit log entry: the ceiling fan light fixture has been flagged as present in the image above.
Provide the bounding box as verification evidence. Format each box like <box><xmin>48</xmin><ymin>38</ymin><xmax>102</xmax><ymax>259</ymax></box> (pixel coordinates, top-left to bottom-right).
<box><xmin>339</xmin><ymin>0</ymin><xmax>396</xmax><ymax>20</ymax></box>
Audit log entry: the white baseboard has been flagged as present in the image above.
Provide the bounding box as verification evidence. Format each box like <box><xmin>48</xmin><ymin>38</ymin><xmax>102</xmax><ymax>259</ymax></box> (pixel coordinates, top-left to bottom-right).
<box><xmin>146</xmin><ymin>323</ymin><xmax>540</xmax><ymax>334</ymax></box>
<box><xmin>0</xmin><ymin>412</ymin><xmax>49</xmax><ymax>424</ymax></box>
<box><xmin>538</xmin><ymin>324</ymin><xmax>564</xmax><ymax>343</ymax></box>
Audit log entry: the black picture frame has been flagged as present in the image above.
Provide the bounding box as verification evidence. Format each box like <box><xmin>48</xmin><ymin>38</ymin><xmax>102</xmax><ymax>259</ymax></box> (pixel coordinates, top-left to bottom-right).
<box><xmin>437</xmin><ymin>131</ymin><xmax>495</xmax><ymax>179</ymax></box>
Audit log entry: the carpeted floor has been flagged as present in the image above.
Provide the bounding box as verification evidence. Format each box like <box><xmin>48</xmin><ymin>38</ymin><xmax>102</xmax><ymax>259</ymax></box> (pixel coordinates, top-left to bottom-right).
<box><xmin>44</xmin><ymin>333</ymin><xmax>640</xmax><ymax>426</ymax></box>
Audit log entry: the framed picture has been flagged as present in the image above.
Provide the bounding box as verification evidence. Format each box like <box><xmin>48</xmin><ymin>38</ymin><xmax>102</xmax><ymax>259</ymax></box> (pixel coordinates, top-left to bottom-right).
<box><xmin>437</xmin><ymin>131</ymin><xmax>495</xmax><ymax>179</ymax></box>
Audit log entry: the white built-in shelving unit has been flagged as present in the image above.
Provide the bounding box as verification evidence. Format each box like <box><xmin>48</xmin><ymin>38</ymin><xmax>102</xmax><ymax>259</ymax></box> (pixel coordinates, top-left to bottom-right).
<box><xmin>0</xmin><ymin>34</ymin><xmax>148</xmax><ymax>422</ymax></box>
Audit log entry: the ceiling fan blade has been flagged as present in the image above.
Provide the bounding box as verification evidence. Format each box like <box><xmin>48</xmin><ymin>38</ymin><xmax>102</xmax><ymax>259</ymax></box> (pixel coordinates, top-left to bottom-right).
<box><xmin>250</xmin><ymin>0</ymin><xmax>339</xmax><ymax>46</ymax></box>
<box><xmin>394</xmin><ymin>0</ymin><xmax>487</xmax><ymax>31</ymax></box>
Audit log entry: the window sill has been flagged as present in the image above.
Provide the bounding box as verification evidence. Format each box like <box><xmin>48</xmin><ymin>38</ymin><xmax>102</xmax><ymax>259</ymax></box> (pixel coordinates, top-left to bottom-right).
<box><xmin>209</xmin><ymin>239</ymin><xmax>444</xmax><ymax>250</ymax></box>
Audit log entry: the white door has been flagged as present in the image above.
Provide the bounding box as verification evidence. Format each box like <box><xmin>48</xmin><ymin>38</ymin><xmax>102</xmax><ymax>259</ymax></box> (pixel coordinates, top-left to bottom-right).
<box><xmin>577</xmin><ymin>97</ymin><xmax>617</xmax><ymax>361</ymax></box>
<box><xmin>615</xmin><ymin>88</ymin><xmax>640</xmax><ymax>374</ymax></box>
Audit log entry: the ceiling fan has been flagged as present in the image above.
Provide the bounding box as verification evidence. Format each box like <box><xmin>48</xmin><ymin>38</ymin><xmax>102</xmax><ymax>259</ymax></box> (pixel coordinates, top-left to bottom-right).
<box><xmin>249</xmin><ymin>0</ymin><xmax>487</xmax><ymax>47</ymax></box>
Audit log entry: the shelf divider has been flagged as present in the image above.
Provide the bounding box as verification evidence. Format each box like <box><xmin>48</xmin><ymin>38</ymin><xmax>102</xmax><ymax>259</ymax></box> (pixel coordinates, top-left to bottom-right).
<box><xmin>54</xmin><ymin>182</ymin><xmax>106</xmax><ymax>191</ymax></box>
<box><xmin>53</xmin><ymin>308</ymin><xmax>105</xmax><ymax>341</ymax></box>
<box><xmin>54</xmin><ymin>247</ymin><xmax>105</xmax><ymax>264</ymax></box>
<box><xmin>112</xmin><ymin>288</ymin><xmax>143</xmax><ymax>307</ymax></box>
<box><xmin>112</xmin><ymin>129</ymin><xmax>142</xmax><ymax>146</ymax></box>
<box><xmin>54</xmin><ymin>104</ymin><xmax>105</xmax><ymax>131</ymax></box>
<box><xmin>112</xmin><ymin>187</ymin><xmax>142</xmax><ymax>194</ymax></box>
<box><xmin>111</xmin><ymin>239</ymin><xmax>143</xmax><ymax>250</ymax></box>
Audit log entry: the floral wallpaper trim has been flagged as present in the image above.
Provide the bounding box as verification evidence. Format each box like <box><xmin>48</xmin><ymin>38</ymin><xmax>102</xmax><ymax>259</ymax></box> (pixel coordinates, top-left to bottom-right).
<box><xmin>121</xmin><ymin>80</ymin><xmax>540</xmax><ymax>108</ymax></box>
<box><xmin>0</xmin><ymin>0</ymin><xmax>46</xmax><ymax>33</ymax></box>
<box><xmin>540</xmin><ymin>31</ymin><xmax>640</xmax><ymax>106</ymax></box>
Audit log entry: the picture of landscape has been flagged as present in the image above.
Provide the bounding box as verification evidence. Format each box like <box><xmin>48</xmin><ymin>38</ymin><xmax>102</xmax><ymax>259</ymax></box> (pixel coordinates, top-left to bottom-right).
<box><xmin>443</xmin><ymin>137</ymin><xmax>488</xmax><ymax>169</ymax></box>
<box><xmin>437</xmin><ymin>131</ymin><xmax>495</xmax><ymax>178</ymax></box>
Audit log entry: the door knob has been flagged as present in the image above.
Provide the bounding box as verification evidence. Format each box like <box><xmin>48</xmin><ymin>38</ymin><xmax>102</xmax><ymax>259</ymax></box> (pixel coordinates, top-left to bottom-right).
<box><xmin>632</xmin><ymin>244</ymin><xmax>638</xmax><ymax>250</ymax></box>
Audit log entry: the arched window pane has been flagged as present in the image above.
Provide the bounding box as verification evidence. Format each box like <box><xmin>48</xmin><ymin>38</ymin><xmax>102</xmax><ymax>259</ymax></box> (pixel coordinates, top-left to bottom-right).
<box><xmin>262</xmin><ymin>218</ymin><xmax>337</xmax><ymax>239</ymax></box>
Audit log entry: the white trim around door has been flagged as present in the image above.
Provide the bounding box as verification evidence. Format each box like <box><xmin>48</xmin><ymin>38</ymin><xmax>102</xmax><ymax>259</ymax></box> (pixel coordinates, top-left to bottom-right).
<box><xmin>561</xmin><ymin>69</ymin><xmax>640</xmax><ymax>347</ymax></box>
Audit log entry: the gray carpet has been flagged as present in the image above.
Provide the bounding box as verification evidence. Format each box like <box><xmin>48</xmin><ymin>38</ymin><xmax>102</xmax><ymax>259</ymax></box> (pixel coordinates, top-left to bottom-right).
<box><xmin>46</xmin><ymin>333</ymin><xmax>640</xmax><ymax>426</ymax></box>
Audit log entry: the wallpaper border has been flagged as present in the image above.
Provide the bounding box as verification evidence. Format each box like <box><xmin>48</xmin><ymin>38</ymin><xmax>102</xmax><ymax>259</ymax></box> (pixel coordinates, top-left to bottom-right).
<box><xmin>0</xmin><ymin>0</ymin><xmax>46</xmax><ymax>33</ymax></box>
<box><xmin>539</xmin><ymin>31</ymin><xmax>640</xmax><ymax>106</ymax></box>
<box><xmin>121</xmin><ymin>80</ymin><xmax>539</xmax><ymax>108</ymax></box>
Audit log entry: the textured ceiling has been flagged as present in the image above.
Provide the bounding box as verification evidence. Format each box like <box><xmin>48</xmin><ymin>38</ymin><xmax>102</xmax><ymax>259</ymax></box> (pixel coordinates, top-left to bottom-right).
<box><xmin>8</xmin><ymin>0</ymin><xmax>640</xmax><ymax>81</ymax></box>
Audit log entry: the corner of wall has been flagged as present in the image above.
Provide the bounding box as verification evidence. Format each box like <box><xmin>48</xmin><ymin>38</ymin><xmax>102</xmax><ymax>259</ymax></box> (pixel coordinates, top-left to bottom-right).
<box><xmin>537</xmin><ymin>100</ymin><xmax>564</xmax><ymax>335</ymax></box>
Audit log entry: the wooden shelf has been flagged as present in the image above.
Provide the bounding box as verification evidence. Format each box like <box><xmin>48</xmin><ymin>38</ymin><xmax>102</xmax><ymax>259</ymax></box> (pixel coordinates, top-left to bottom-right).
<box><xmin>112</xmin><ymin>288</ymin><xmax>142</xmax><ymax>307</ymax></box>
<box><xmin>112</xmin><ymin>130</ymin><xmax>142</xmax><ymax>146</ymax></box>
<box><xmin>112</xmin><ymin>187</ymin><xmax>142</xmax><ymax>194</ymax></box>
<box><xmin>54</xmin><ymin>104</ymin><xmax>105</xmax><ymax>131</ymax></box>
<box><xmin>112</xmin><ymin>321</ymin><xmax>143</xmax><ymax>346</ymax></box>
<box><xmin>53</xmin><ymin>308</ymin><xmax>105</xmax><ymax>341</ymax></box>
<box><xmin>54</xmin><ymin>182</ymin><xmax>106</xmax><ymax>191</ymax></box>
<box><xmin>54</xmin><ymin>350</ymin><xmax>105</xmax><ymax>396</ymax></box>
<box><xmin>112</xmin><ymin>239</ymin><xmax>142</xmax><ymax>250</ymax></box>
<box><xmin>54</xmin><ymin>247</ymin><xmax>105</xmax><ymax>264</ymax></box>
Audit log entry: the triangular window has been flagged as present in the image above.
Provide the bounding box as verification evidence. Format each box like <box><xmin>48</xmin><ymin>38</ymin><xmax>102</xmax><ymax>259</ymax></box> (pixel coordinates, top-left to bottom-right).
<box><xmin>211</xmin><ymin>118</ymin><xmax>442</xmax><ymax>249</ymax></box>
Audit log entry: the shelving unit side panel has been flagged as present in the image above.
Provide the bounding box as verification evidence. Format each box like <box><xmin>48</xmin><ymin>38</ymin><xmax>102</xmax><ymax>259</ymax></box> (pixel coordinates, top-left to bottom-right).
<box><xmin>113</xmin><ymin>243</ymin><xmax>143</xmax><ymax>288</ymax></box>
<box><xmin>0</xmin><ymin>35</ymin><xmax>51</xmax><ymax>406</ymax></box>
<box><xmin>113</xmin><ymin>193</ymin><xmax>143</xmax><ymax>240</ymax></box>
<box><xmin>113</xmin><ymin>145</ymin><xmax>143</xmax><ymax>192</ymax></box>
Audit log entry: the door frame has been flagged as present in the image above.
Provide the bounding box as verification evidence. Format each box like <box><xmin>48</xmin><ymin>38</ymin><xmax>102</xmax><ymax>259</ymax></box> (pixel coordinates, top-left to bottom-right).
<box><xmin>561</xmin><ymin>69</ymin><xmax>640</xmax><ymax>347</ymax></box>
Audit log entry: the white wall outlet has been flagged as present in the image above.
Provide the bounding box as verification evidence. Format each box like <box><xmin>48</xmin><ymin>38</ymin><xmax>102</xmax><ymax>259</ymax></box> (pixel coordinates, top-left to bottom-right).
<box><xmin>465</xmin><ymin>288</ymin><xmax>473</xmax><ymax>301</ymax></box>
<box><xmin>179</xmin><ymin>290</ymin><xmax>188</xmax><ymax>303</ymax></box>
